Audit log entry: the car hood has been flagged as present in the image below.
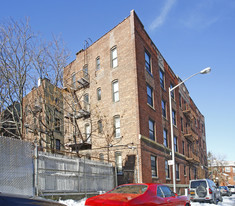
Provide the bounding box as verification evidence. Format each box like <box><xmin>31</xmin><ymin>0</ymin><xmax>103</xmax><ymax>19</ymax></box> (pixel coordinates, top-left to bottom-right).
<box><xmin>85</xmin><ymin>193</ymin><xmax>140</xmax><ymax>205</ymax></box>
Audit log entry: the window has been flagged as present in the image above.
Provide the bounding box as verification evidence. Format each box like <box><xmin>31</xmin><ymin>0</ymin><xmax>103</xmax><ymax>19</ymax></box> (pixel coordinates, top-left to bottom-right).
<box><xmin>83</xmin><ymin>65</ymin><xmax>88</xmax><ymax>78</ymax></box>
<box><xmin>85</xmin><ymin>124</ymin><xmax>91</xmax><ymax>142</ymax></box>
<box><xmin>149</xmin><ymin>119</ymin><xmax>155</xmax><ymax>141</ymax></box>
<box><xmin>147</xmin><ymin>84</ymin><xmax>153</xmax><ymax>107</ymax></box>
<box><xmin>55</xmin><ymin>118</ymin><xmax>60</xmax><ymax>132</ymax></box>
<box><xmin>98</xmin><ymin>120</ymin><xmax>103</xmax><ymax>133</ymax></box>
<box><xmin>157</xmin><ymin>187</ymin><xmax>164</xmax><ymax>197</ymax></box>
<box><xmin>165</xmin><ymin>160</ymin><xmax>170</xmax><ymax>178</ymax></box>
<box><xmin>181</xmin><ymin>117</ymin><xmax>183</xmax><ymax>131</ymax></box>
<box><xmin>112</xmin><ymin>80</ymin><xmax>119</xmax><ymax>102</ymax></box>
<box><xmin>96</xmin><ymin>57</ymin><xmax>101</xmax><ymax>70</ymax></box>
<box><xmin>151</xmin><ymin>155</ymin><xmax>157</xmax><ymax>177</ymax></box>
<box><xmin>159</xmin><ymin>69</ymin><xmax>165</xmax><ymax>89</ymax></box>
<box><xmin>161</xmin><ymin>100</ymin><xmax>166</xmax><ymax>118</ymax></box>
<box><xmin>115</xmin><ymin>152</ymin><xmax>122</xmax><ymax>175</ymax></box>
<box><xmin>174</xmin><ymin>136</ymin><xmax>178</xmax><ymax>152</ymax></box>
<box><xmin>182</xmin><ymin>140</ymin><xmax>185</xmax><ymax>155</ymax></box>
<box><xmin>163</xmin><ymin>129</ymin><xmax>168</xmax><ymax>147</ymax></box>
<box><xmin>145</xmin><ymin>50</ymin><xmax>151</xmax><ymax>74</ymax></box>
<box><xmin>99</xmin><ymin>153</ymin><xmax>104</xmax><ymax>162</ymax></box>
<box><xmin>56</xmin><ymin>139</ymin><xmax>60</xmax><ymax>150</ymax></box>
<box><xmin>233</xmin><ymin>167</ymin><xmax>235</xmax><ymax>173</ymax></box>
<box><xmin>97</xmin><ymin>88</ymin><xmax>101</xmax><ymax>101</ymax></box>
<box><xmin>170</xmin><ymin>83</ymin><xmax>175</xmax><ymax>99</ymax></box>
<box><xmin>176</xmin><ymin>163</ymin><xmax>180</xmax><ymax>179</ymax></box>
<box><xmin>184</xmin><ymin>165</ymin><xmax>186</xmax><ymax>176</ymax></box>
<box><xmin>225</xmin><ymin>167</ymin><xmax>230</xmax><ymax>172</ymax></box>
<box><xmin>111</xmin><ymin>47</ymin><xmax>118</xmax><ymax>68</ymax></box>
<box><xmin>114</xmin><ymin>115</ymin><xmax>120</xmax><ymax>138</ymax></box>
<box><xmin>72</xmin><ymin>72</ymin><xmax>76</xmax><ymax>88</ymax></box>
<box><xmin>179</xmin><ymin>93</ymin><xmax>182</xmax><ymax>108</ymax></box>
<box><xmin>160</xmin><ymin>186</ymin><xmax>174</xmax><ymax>197</ymax></box>
<box><xmin>84</xmin><ymin>94</ymin><xmax>89</xmax><ymax>111</ymax></box>
<box><xmin>172</xmin><ymin>109</ymin><xmax>176</xmax><ymax>126</ymax></box>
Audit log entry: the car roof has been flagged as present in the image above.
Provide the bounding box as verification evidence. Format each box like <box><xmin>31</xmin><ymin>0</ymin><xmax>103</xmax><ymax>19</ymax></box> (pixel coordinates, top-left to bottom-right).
<box><xmin>116</xmin><ymin>183</ymin><xmax>165</xmax><ymax>188</ymax></box>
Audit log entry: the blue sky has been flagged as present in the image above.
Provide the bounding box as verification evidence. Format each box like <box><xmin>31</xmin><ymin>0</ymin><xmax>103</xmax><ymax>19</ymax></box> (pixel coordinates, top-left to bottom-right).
<box><xmin>1</xmin><ymin>0</ymin><xmax>235</xmax><ymax>161</ymax></box>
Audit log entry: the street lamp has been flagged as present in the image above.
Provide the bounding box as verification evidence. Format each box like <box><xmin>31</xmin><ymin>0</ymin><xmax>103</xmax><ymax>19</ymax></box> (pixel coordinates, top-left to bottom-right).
<box><xmin>169</xmin><ymin>67</ymin><xmax>211</xmax><ymax>193</ymax></box>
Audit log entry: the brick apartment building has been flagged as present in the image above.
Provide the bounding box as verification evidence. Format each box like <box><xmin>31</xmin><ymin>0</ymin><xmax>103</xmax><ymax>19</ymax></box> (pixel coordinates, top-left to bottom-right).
<box><xmin>23</xmin><ymin>78</ymin><xmax>64</xmax><ymax>151</ymax></box>
<box><xmin>210</xmin><ymin>161</ymin><xmax>235</xmax><ymax>186</ymax></box>
<box><xmin>63</xmin><ymin>10</ymin><xmax>208</xmax><ymax>193</ymax></box>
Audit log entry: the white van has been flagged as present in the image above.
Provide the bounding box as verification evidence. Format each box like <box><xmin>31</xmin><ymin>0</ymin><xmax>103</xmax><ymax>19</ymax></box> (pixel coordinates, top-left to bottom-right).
<box><xmin>188</xmin><ymin>179</ymin><xmax>222</xmax><ymax>204</ymax></box>
<box><xmin>228</xmin><ymin>185</ymin><xmax>235</xmax><ymax>194</ymax></box>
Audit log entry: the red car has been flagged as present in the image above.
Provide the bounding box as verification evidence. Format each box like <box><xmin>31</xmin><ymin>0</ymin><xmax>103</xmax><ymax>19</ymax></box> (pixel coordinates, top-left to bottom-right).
<box><xmin>85</xmin><ymin>183</ymin><xmax>191</xmax><ymax>206</ymax></box>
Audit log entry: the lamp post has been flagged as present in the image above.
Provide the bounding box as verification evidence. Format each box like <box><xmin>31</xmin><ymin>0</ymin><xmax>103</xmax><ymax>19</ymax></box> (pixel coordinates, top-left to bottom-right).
<box><xmin>169</xmin><ymin>67</ymin><xmax>211</xmax><ymax>193</ymax></box>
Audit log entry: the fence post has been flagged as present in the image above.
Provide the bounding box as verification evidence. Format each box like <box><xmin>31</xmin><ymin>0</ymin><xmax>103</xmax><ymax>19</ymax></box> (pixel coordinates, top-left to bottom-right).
<box><xmin>77</xmin><ymin>158</ymin><xmax>80</xmax><ymax>193</ymax></box>
<box><xmin>84</xmin><ymin>156</ymin><xmax>88</xmax><ymax>198</ymax></box>
<box><xmin>34</xmin><ymin>141</ymin><xmax>39</xmax><ymax>196</ymax></box>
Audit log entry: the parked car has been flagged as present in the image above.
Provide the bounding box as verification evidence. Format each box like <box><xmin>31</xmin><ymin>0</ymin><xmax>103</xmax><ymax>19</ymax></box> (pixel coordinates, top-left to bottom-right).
<box><xmin>219</xmin><ymin>186</ymin><xmax>232</xmax><ymax>196</ymax></box>
<box><xmin>188</xmin><ymin>179</ymin><xmax>222</xmax><ymax>204</ymax></box>
<box><xmin>228</xmin><ymin>185</ymin><xmax>235</xmax><ymax>194</ymax></box>
<box><xmin>85</xmin><ymin>183</ymin><xmax>191</xmax><ymax>206</ymax></box>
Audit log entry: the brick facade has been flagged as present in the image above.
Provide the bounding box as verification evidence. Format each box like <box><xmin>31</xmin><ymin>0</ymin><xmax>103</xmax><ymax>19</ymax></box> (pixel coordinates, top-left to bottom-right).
<box><xmin>63</xmin><ymin>10</ymin><xmax>208</xmax><ymax>193</ymax></box>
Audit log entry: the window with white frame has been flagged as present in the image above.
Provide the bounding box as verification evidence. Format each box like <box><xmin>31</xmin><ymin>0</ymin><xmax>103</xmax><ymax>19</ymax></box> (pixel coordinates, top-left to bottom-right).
<box><xmin>114</xmin><ymin>115</ymin><xmax>120</xmax><ymax>138</ymax></box>
<box><xmin>147</xmin><ymin>84</ymin><xmax>153</xmax><ymax>107</ymax></box>
<box><xmin>99</xmin><ymin>153</ymin><xmax>104</xmax><ymax>162</ymax></box>
<box><xmin>233</xmin><ymin>167</ymin><xmax>235</xmax><ymax>173</ymax></box>
<box><xmin>96</xmin><ymin>56</ymin><xmax>101</xmax><ymax>70</ymax></box>
<box><xmin>170</xmin><ymin>83</ymin><xmax>175</xmax><ymax>99</ymax></box>
<box><xmin>97</xmin><ymin>88</ymin><xmax>101</xmax><ymax>101</ymax></box>
<box><xmin>176</xmin><ymin>163</ymin><xmax>180</xmax><ymax>179</ymax></box>
<box><xmin>172</xmin><ymin>109</ymin><xmax>176</xmax><ymax>126</ymax></box>
<box><xmin>163</xmin><ymin>128</ymin><xmax>168</xmax><ymax>147</ymax></box>
<box><xmin>149</xmin><ymin>119</ymin><xmax>155</xmax><ymax>141</ymax></box>
<box><xmin>159</xmin><ymin>69</ymin><xmax>165</xmax><ymax>89</ymax></box>
<box><xmin>115</xmin><ymin>152</ymin><xmax>123</xmax><ymax>175</ymax></box>
<box><xmin>162</xmin><ymin>100</ymin><xmax>166</xmax><ymax>118</ymax></box>
<box><xmin>111</xmin><ymin>47</ymin><xmax>118</xmax><ymax>68</ymax></box>
<box><xmin>225</xmin><ymin>167</ymin><xmax>230</xmax><ymax>173</ymax></box>
<box><xmin>145</xmin><ymin>50</ymin><xmax>151</xmax><ymax>74</ymax></box>
<box><xmin>174</xmin><ymin>136</ymin><xmax>178</xmax><ymax>152</ymax></box>
<box><xmin>151</xmin><ymin>155</ymin><xmax>157</xmax><ymax>177</ymax></box>
<box><xmin>98</xmin><ymin>120</ymin><xmax>103</xmax><ymax>133</ymax></box>
<box><xmin>112</xmin><ymin>80</ymin><xmax>119</xmax><ymax>102</ymax></box>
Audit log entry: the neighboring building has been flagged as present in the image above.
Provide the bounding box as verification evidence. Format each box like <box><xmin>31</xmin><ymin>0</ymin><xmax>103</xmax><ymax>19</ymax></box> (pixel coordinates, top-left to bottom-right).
<box><xmin>23</xmin><ymin>78</ymin><xmax>64</xmax><ymax>152</ymax></box>
<box><xmin>210</xmin><ymin>161</ymin><xmax>235</xmax><ymax>186</ymax></box>
<box><xmin>63</xmin><ymin>10</ymin><xmax>208</xmax><ymax>193</ymax></box>
<box><xmin>223</xmin><ymin>161</ymin><xmax>235</xmax><ymax>185</ymax></box>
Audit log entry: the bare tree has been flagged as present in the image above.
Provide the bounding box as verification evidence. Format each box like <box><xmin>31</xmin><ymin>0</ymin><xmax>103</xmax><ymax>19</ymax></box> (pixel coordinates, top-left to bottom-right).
<box><xmin>0</xmin><ymin>17</ymin><xmax>69</xmax><ymax>142</ymax></box>
<box><xmin>0</xmin><ymin>18</ymin><xmax>34</xmax><ymax>139</ymax></box>
<box><xmin>207</xmin><ymin>151</ymin><xmax>227</xmax><ymax>186</ymax></box>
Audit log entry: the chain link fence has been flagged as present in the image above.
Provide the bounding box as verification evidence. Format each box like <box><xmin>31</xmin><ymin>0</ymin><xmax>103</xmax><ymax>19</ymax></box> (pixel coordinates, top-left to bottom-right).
<box><xmin>0</xmin><ymin>136</ymin><xmax>34</xmax><ymax>196</ymax></box>
<box><xmin>37</xmin><ymin>151</ymin><xmax>115</xmax><ymax>196</ymax></box>
<box><xmin>0</xmin><ymin>137</ymin><xmax>116</xmax><ymax>197</ymax></box>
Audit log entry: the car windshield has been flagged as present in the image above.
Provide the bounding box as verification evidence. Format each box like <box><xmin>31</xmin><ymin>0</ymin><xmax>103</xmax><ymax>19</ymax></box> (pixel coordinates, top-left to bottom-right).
<box><xmin>191</xmin><ymin>180</ymin><xmax>207</xmax><ymax>188</ymax></box>
<box><xmin>109</xmin><ymin>185</ymin><xmax>148</xmax><ymax>194</ymax></box>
